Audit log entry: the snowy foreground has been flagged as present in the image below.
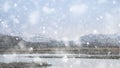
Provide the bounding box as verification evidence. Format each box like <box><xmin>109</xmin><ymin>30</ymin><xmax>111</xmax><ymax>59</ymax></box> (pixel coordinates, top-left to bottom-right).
<box><xmin>0</xmin><ymin>54</ymin><xmax>119</xmax><ymax>68</ymax></box>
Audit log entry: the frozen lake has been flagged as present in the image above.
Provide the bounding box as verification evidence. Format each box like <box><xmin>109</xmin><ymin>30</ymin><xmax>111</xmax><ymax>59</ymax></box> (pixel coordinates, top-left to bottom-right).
<box><xmin>0</xmin><ymin>54</ymin><xmax>120</xmax><ymax>68</ymax></box>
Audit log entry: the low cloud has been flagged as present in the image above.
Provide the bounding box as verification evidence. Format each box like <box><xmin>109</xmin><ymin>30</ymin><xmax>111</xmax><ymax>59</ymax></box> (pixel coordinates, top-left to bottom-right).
<box><xmin>28</xmin><ymin>10</ymin><xmax>40</xmax><ymax>25</ymax></box>
<box><xmin>102</xmin><ymin>9</ymin><xmax>120</xmax><ymax>34</ymax></box>
<box><xmin>69</xmin><ymin>4</ymin><xmax>88</xmax><ymax>16</ymax></box>
<box><xmin>42</xmin><ymin>6</ymin><xmax>55</xmax><ymax>14</ymax></box>
<box><xmin>97</xmin><ymin>0</ymin><xmax>108</xmax><ymax>4</ymax></box>
<box><xmin>2</xmin><ymin>2</ymin><xmax>11</xmax><ymax>12</ymax></box>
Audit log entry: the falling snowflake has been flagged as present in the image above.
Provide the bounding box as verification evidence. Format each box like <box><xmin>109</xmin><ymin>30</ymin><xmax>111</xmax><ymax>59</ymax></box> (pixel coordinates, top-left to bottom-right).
<box><xmin>86</xmin><ymin>42</ymin><xmax>90</xmax><ymax>45</ymax></box>
<box><xmin>93</xmin><ymin>30</ymin><xmax>98</xmax><ymax>34</ymax></box>
<box><xmin>14</xmin><ymin>3</ymin><xmax>17</xmax><ymax>8</ymax></box>
<box><xmin>62</xmin><ymin>55</ymin><xmax>68</xmax><ymax>62</ymax></box>
<box><xmin>112</xmin><ymin>0</ymin><xmax>116</xmax><ymax>4</ymax></box>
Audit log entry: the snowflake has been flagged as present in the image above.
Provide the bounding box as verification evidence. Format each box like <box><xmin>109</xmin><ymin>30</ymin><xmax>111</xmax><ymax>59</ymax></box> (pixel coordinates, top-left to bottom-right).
<box><xmin>118</xmin><ymin>40</ymin><xmax>120</xmax><ymax>43</ymax></box>
<box><xmin>16</xmin><ymin>38</ymin><xmax>19</xmax><ymax>40</ymax></box>
<box><xmin>54</xmin><ymin>31</ymin><xmax>58</xmax><ymax>34</ymax></box>
<box><xmin>42</xmin><ymin>26</ymin><xmax>46</xmax><ymax>30</ymax></box>
<box><xmin>33</xmin><ymin>57</ymin><xmax>41</xmax><ymax>63</ymax></box>
<box><xmin>62</xmin><ymin>55</ymin><xmax>68</xmax><ymax>62</ymax></box>
<box><xmin>69</xmin><ymin>4</ymin><xmax>88</xmax><ymax>15</ymax></box>
<box><xmin>107</xmin><ymin>51</ymin><xmax>111</xmax><ymax>55</ymax></box>
<box><xmin>118</xmin><ymin>24</ymin><xmax>120</xmax><ymax>27</ymax></box>
<box><xmin>42</xmin><ymin>6</ymin><xmax>55</xmax><ymax>14</ymax></box>
<box><xmin>95</xmin><ymin>46</ymin><xmax>97</xmax><ymax>48</ymax></box>
<box><xmin>10</xmin><ymin>16</ymin><xmax>20</xmax><ymax>24</ymax></box>
<box><xmin>86</xmin><ymin>42</ymin><xmax>90</xmax><ymax>45</ymax></box>
<box><xmin>42</xmin><ymin>30</ymin><xmax>46</xmax><ymax>34</ymax></box>
<box><xmin>0</xmin><ymin>19</ymin><xmax>2</xmax><ymax>21</ymax></box>
<box><xmin>2</xmin><ymin>2</ymin><xmax>11</xmax><ymax>12</ymax></box>
<box><xmin>28</xmin><ymin>10</ymin><xmax>40</xmax><ymax>25</ymax></box>
<box><xmin>96</xmin><ymin>16</ymin><xmax>103</xmax><ymax>21</ymax></box>
<box><xmin>29</xmin><ymin>47</ymin><xmax>33</xmax><ymax>52</ymax></box>
<box><xmin>93</xmin><ymin>30</ymin><xmax>98</xmax><ymax>34</ymax></box>
<box><xmin>14</xmin><ymin>3</ymin><xmax>17</xmax><ymax>8</ymax></box>
<box><xmin>23</xmin><ymin>6</ymin><xmax>28</xmax><ymax>11</ymax></box>
<box><xmin>112</xmin><ymin>0</ymin><xmax>116</xmax><ymax>5</ymax></box>
<box><xmin>1</xmin><ymin>21</ymin><xmax>8</xmax><ymax>28</ymax></box>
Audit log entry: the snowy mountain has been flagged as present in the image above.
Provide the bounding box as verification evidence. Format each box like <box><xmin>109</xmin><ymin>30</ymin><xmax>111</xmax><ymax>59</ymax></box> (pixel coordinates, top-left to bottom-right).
<box><xmin>0</xmin><ymin>33</ymin><xmax>120</xmax><ymax>50</ymax></box>
<box><xmin>80</xmin><ymin>34</ymin><xmax>120</xmax><ymax>47</ymax></box>
<box><xmin>0</xmin><ymin>34</ymin><xmax>24</xmax><ymax>49</ymax></box>
<box><xmin>0</xmin><ymin>34</ymin><xmax>65</xmax><ymax>49</ymax></box>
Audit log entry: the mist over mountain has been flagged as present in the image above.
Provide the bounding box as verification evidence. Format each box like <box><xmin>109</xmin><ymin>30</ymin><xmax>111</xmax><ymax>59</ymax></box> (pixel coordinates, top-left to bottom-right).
<box><xmin>24</xmin><ymin>34</ymin><xmax>52</xmax><ymax>43</ymax></box>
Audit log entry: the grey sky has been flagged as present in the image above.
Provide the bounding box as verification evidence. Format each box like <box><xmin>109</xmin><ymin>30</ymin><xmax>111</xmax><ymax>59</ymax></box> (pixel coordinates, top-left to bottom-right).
<box><xmin>0</xmin><ymin>0</ymin><xmax>120</xmax><ymax>41</ymax></box>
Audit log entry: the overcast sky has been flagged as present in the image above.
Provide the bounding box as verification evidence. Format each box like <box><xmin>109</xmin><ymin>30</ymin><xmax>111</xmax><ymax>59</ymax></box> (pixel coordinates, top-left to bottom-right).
<box><xmin>0</xmin><ymin>0</ymin><xmax>120</xmax><ymax>41</ymax></box>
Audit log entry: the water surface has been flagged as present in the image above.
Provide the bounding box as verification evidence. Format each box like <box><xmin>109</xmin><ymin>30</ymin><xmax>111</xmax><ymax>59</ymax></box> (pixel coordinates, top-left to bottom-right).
<box><xmin>0</xmin><ymin>54</ymin><xmax>119</xmax><ymax>68</ymax></box>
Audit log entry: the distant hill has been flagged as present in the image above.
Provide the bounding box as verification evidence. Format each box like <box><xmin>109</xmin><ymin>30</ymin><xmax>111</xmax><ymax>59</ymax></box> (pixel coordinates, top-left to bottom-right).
<box><xmin>0</xmin><ymin>33</ymin><xmax>120</xmax><ymax>50</ymax></box>
<box><xmin>0</xmin><ymin>34</ymin><xmax>65</xmax><ymax>49</ymax></box>
<box><xmin>80</xmin><ymin>34</ymin><xmax>120</xmax><ymax>47</ymax></box>
<box><xmin>0</xmin><ymin>34</ymin><xmax>23</xmax><ymax>46</ymax></box>
<box><xmin>0</xmin><ymin>33</ymin><xmax>120</xmax><ymax>54</ymax></box>
<box><xmin>0</xmin><ymin>34</ymin><xmax>25</xmax><ymax>49</ymax></box>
